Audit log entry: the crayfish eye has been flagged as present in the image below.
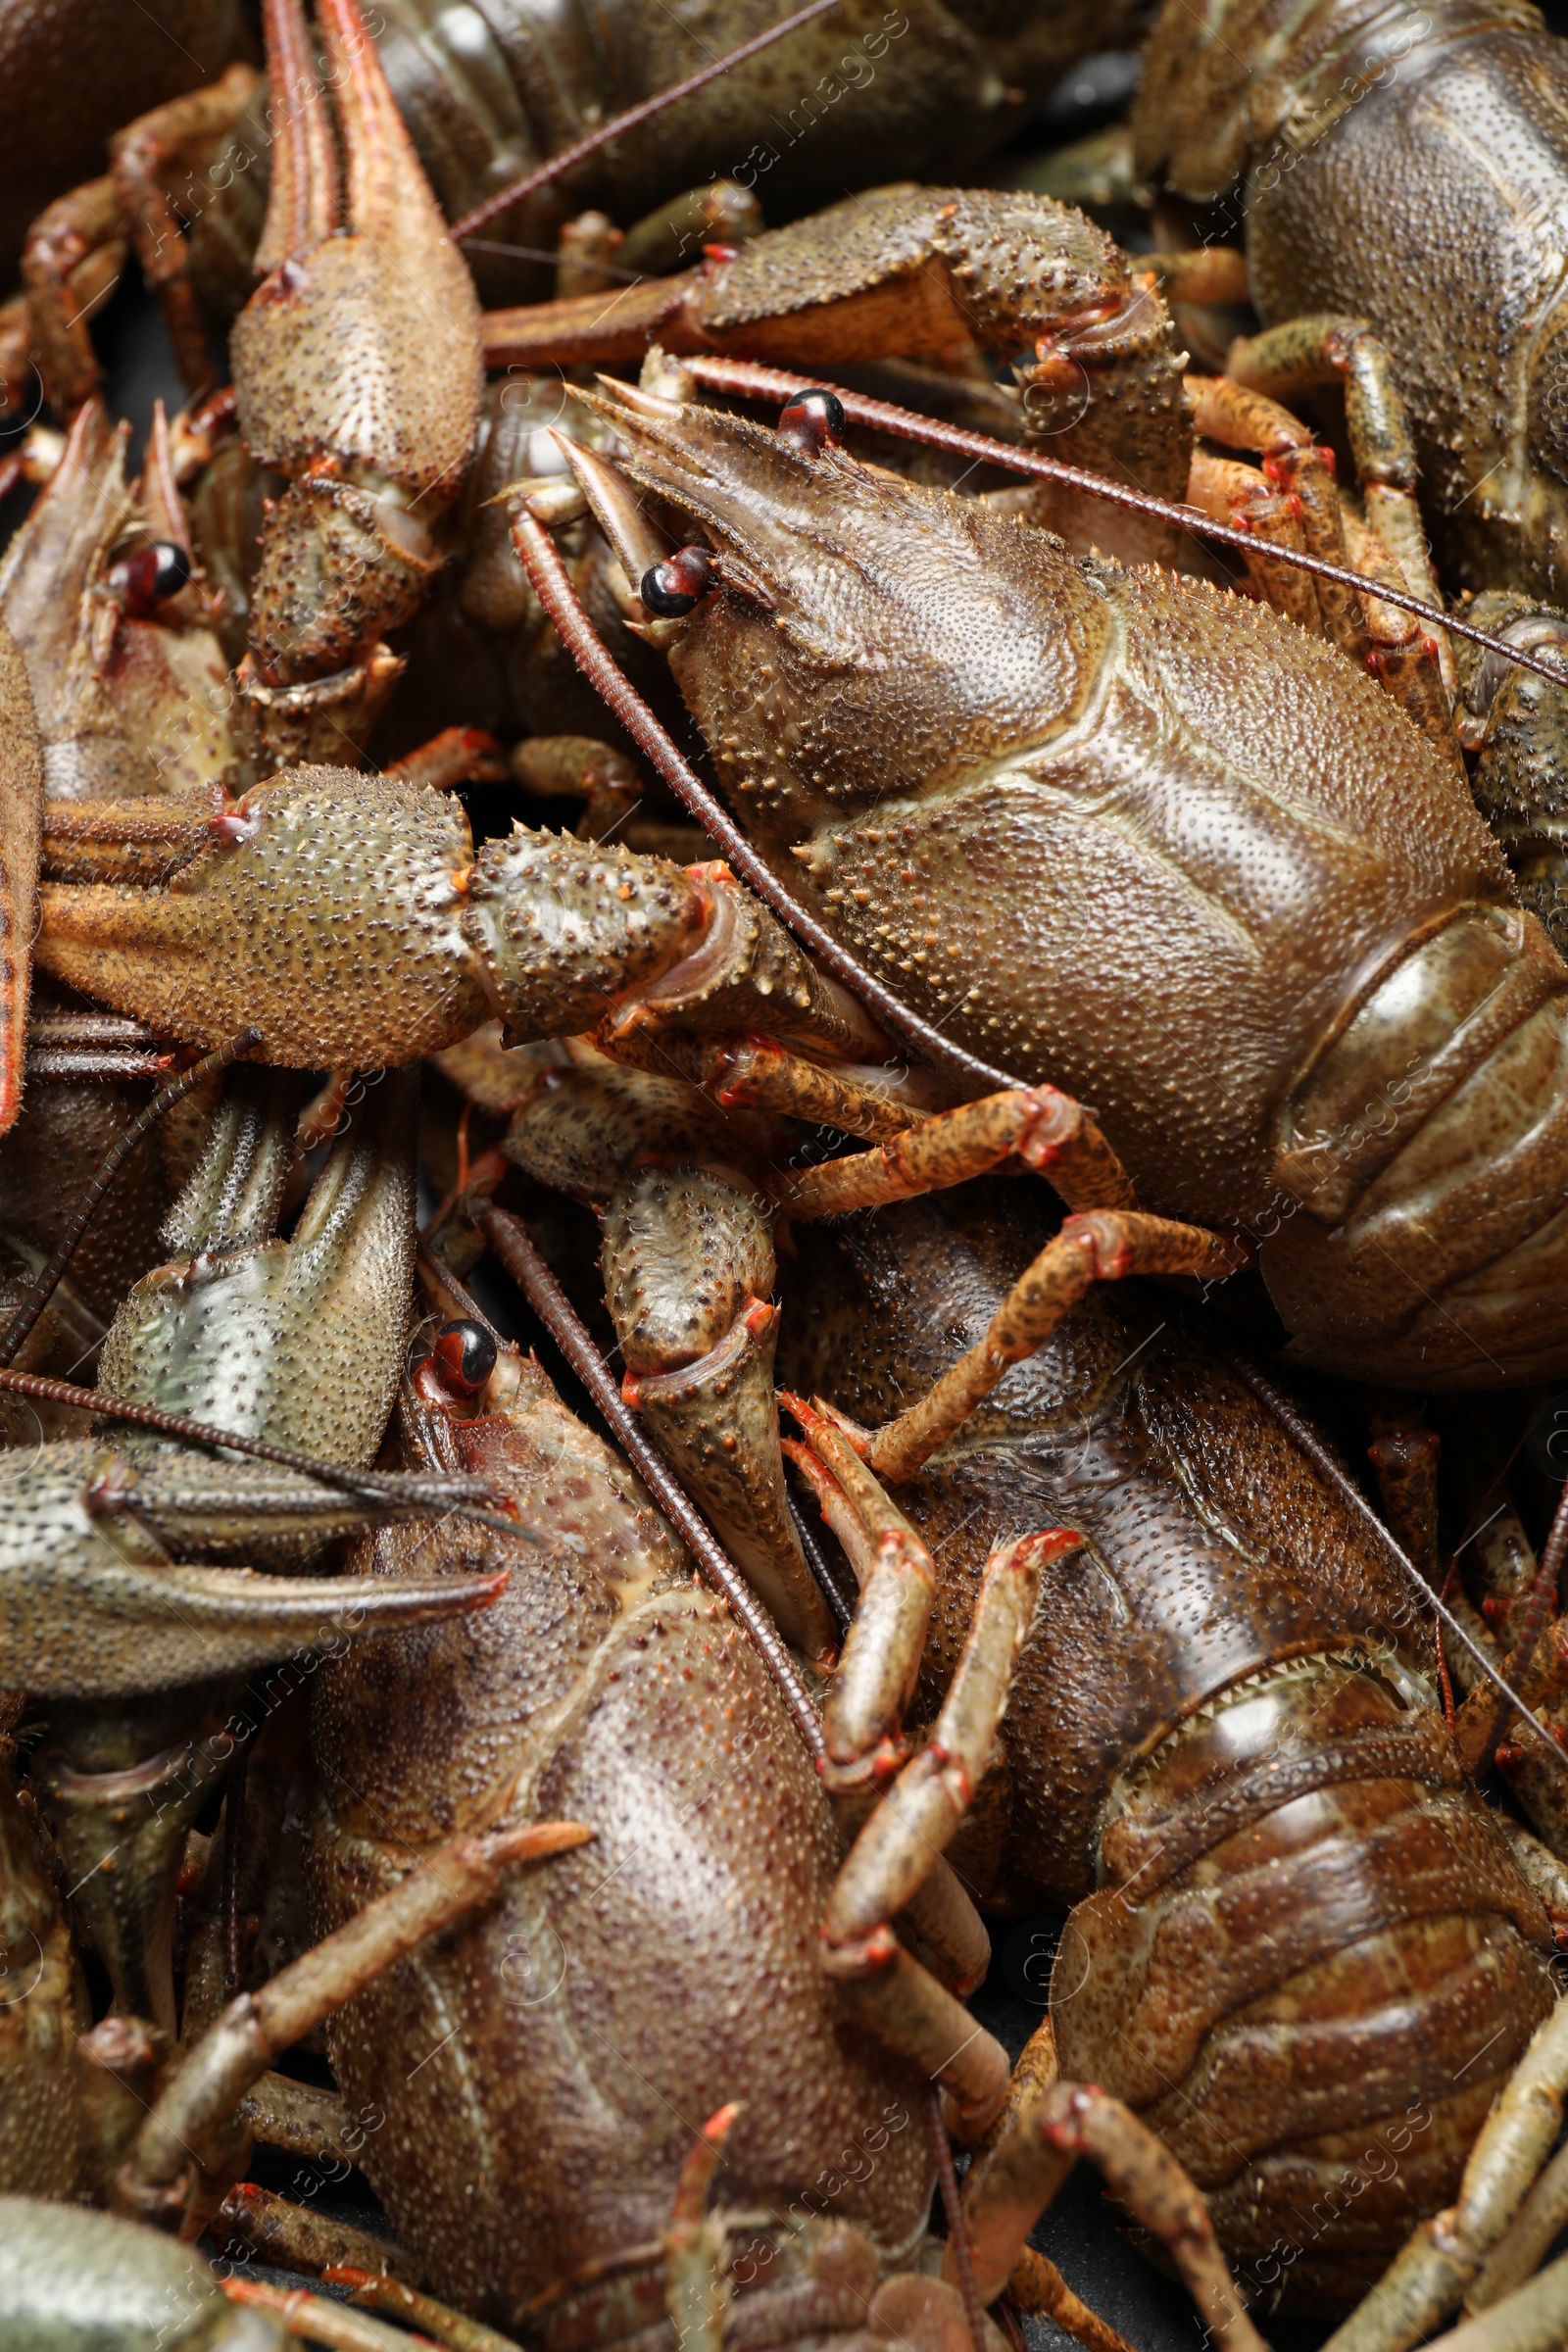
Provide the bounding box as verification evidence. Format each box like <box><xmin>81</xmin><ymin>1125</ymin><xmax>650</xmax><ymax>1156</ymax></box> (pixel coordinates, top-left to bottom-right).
<box><xmin>639</xmin><ymin>545</ymin><xmax>715</xmax><ymax>617</ymax></box>
<box><xmin>414</xmin><ymin>1317</ymin><xmax>498</xmax><ymax>1405</ymax></box>
<box><xmin>776</xmin><ymin>388</ymin><xmax>845</xmax><ymax>456</ymax></box>
<box><xmin>434</xmin><ymin>1319</ymin><xmax>497</xmax><ymax>1393</ymax></box>
<box><xmin>109</xmin><ymin>538</ymin><xmax>193</xmax><ymax>616</ymax></box>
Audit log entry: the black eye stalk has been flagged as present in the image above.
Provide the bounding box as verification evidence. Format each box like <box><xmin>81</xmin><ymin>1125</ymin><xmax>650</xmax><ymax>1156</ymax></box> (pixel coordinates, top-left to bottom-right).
<box><xmin>776</xmin><ymin>387</ymin><xmax>845</xmax><ymax>457</ymax></box>
<box><xmin>639</xmin><ymin>545</ymin><xmax>716</xmax><ymax>617</ymax></box>
<box><xmin>109</xmin><ymin>538</ymin><xmax>193</xmax><ymax>617</ymax></box>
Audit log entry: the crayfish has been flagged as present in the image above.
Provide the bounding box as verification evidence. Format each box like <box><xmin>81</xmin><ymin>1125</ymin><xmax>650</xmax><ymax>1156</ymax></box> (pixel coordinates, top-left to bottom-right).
<box><xmin>13</xmin><ymin>6</ymin><xmax>1568</xmax><ymax>2349</ymax></box>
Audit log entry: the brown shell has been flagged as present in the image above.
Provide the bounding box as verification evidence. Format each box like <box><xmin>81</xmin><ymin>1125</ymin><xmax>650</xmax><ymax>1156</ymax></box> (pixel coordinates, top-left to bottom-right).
<box><xmin>309</xmin><ymin>1360</ymin><xmax>930</xmax><ymax>2323</ymax></box>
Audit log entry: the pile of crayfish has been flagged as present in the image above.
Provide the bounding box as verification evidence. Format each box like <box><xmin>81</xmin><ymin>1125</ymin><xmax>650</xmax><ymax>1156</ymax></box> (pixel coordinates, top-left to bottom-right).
<box><xmin>11</xmin><ymin>3</ymin><xmax>1568</xmax><ymax>2349</ymax></box>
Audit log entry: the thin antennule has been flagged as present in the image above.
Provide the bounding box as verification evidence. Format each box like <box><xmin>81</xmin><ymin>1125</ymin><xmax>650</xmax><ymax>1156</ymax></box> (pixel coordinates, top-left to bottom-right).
<box><xmin>680</xmin><ymin>356</ymin><xmax>1568</xmax><ymax>697</ymax></box>
<box><xmin>476</xmin><ymin>1201</ymin><xmax>828</xmax><ymax>1765</ymax></box>
<box><xmin>927</xmin><ymin>2086</ymin><xmax>988</xmax><ymax>2352</ymax></box>
<box><xmin>0</xmin><ymin>1364</ymin><xmax>532</xmax><ymax>1542</ymax></box>
<box><xmin>0</xmin><ymin>1025</ymin><xmax>262</xmax><ymax>1371</ymax></box>
<box><xmin>509</xmin><ymin>504</ymin><xmax>1024</xmax><ymax>1096</ymax></box>
<box><xmin>415</xmin><ymin>1242</ymin><xmax>505</xmax><ymax>1347</ymax></box>
<box><xmin>450</xmin><ymin>0</ymin><xmax>843</xmax><ymax>244</ymax></box>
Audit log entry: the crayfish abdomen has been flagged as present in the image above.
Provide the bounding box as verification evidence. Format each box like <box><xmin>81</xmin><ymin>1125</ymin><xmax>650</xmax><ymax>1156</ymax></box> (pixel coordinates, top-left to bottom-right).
<box><xmin>1060</xmin><ymin>1650</ymin><xmax>1553</xmax><ymax>2310</ymax></box>
<box><xmin>780</xmin><ymin>1185</ymin><xmax>1557</xmax><ymax>2310</ymax></box>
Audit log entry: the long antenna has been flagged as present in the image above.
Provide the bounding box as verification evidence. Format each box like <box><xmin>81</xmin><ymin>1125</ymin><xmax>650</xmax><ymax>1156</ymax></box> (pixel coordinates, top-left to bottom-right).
<box><xmin>679</xmin><ymin>356</ymin><xmax>1568</xmax><ymax>696</ymax></box>
<box><xmin>450</xmin><ymin>0</ymin><xmax>845</xmax><ymax>244</ymax></box>
<box><xmin>510</xmin><ymin>506</ymin><xmax>1023</xmax><ymax>1096</ymax></box>
<box><xmin>0</xmin><ymin>1027</ymin><xmax>261</xmax><ymax>1370</ymax></box>
<box><xmin>477</xmin><ymin>1202</ymin><xmax>827</xmax><ymax>1763</ymax></box>
<box><xmin>0</xmin><ymin>1365</ymin><xmax>533</xmax><ymax>1542</ymax></box>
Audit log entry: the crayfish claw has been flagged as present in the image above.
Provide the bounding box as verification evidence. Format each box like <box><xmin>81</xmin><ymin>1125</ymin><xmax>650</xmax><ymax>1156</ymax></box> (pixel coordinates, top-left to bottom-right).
<box><xmin>231</xmin><ymin>0</ymin><xmax>481</xmax><ymax>752</ymax></box>
<box><xmin>100</xmin><ymin>1063</ymin><xmax>419</xmax><ymax>1473</ymax></box>
<box><xmin>253</xmin><ymin>0</ymin><xmax>340</xmax><ymax>277</ymax></box>
<box><xmin>0</xmin><ymin>1443</ymin><xmax>508</xmax><ymax>1700</ymax></box>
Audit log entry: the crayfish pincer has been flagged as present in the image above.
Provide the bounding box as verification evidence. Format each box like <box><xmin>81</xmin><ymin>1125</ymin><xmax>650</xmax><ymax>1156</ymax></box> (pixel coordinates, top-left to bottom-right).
<box><xmin>2</xmin><ymin>1064</ymin><xmax>508</xmax><ymax>2046</ymax></box>
<box><xmin>541</xmin><ymin>384</ymin><xmax>1568</xmax><ymax>1390</ymax></box>
<box><xmin>32</xmin><ymin>766</ymin><xmax>888</xmax><ymax>1090</ymax></box>
<box><xmin>227</xmin><ymin>0</ymin><xmax>482</xmax><ymax>761</ymax></box>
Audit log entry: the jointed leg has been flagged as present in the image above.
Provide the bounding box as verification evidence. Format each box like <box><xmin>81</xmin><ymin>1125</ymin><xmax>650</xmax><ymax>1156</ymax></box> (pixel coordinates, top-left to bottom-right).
<box><xmin>605</xmin><ymin>1026</ymin><xmax>956</xmax><ymax>1145</ymax></box>
<box><xmin>782</xmin><ymin>1405</ymin><xmax>994</xmax><ymax>1995</ymax></box>
<box><xmin>327</xmin><ymin>2266</ymin><xmax>530</xmax><ymax>2351</ymax></box>
<box><xmin>21</xmin><ymin>177</ymin><xmax>128</xmax><ymax>416</ymax></box>
<box><xmin>510</xmin><ymin>734</ymin><xmax>711</xmax><ymax>863</ymax></box>
<box><xmin>220</xmin><ymin>2275</ymin><xmax>436</xmax><ymax>2348</ymax></box>
<box><xmin>110</xmin><ymin>65</ymin><xmax>263</xmax><ymax>394</ymax></box>
<box><xmin>795</xmin><ymin>1208</ymin><xmax>1240</xmax><ymax>1484</ymax></box>
<box><xmin>381</xmin><ymin>728</ymin><xmax>509</xmax><ymax>793</ymax></box>
<box><xmin>778</xmin><ymin>1409</ymin><xmax>1077</xmax><ymax>2133</ymax></box>
<box><xmin>1186</xmin><ymin>370</ymin><xmax>1370</xmax><ymax>663</ymax></box>
<box><xmin>1431</xmin><ymin>2258</ymin><xmax>1568</xmax><ymax>2349</ymax></box>
<box><xmin>1493</xmin><ymin>1819</ymin><xmax>1568</xmax><ymax>1948</ymax></box>
<box><xmin>34</xmin><ymin>1703</ymin><xmax>233</xmax><ymax>2033</ymax></box>
<box><xmin>603</xmin><ymin>1162</ymin><xmax>838</xmax><ymax>1661</ymax></box>
<box><xmin>116</xmin><ymin>1820</ymin><xmax>592</xmax><ymax>2236</ymax></box>
<box><xmin>1186</xmin><ymin>411</ymin><xmax>1456</xmax><ymax>761</ymax></box>
<box><xmin>211</xmin><ymin>2182</ymin><xmax>422</xmax><ymax>2290</ymax></box>
<box><xmin>782</xmin><ymin>1398</ymin><xmax>943</xmax><ymax>1788</ymax></box>
<box><xmin>662</xmin><ymin>2105</ymin><xmax>738</xmax><ymax>2352</ymax></box>
<box><xmin>1145</xmin><ymin>248</ymin><xmax>1251</xmax><ymax>309</ymax></box>
<box><xmin>775</xmin><ymin>1086</ymin><xmax>1138</xmax><ymax>1215</ymax></box>
<box><xmin>1433</xmin><ymin>1485</ymin><xmax>1568</xmax><ymax>1867</ymax></box>
<box><xmin>237</xmin><ymin>2074</ymin><xmax>357</xmax><ymax>2165</ymax></box>
<box><xmin>1447</xmin><ymin>1489</ymin><xmax>1568</xmax><ymax>1804</ymax></box>
<box><xmin>1187</xmin><ymin>447</ymin><xmax>1321</xmax><ymax>634</ymax></box>
<box><xmin>958</xmin><ymin>2064</ymin><xmax>1264</xmax><ymax>2352</ymax></box>
<box><xmin>1321</xmin><ymin>1998</ymin><xmax>1568</xmax><ymax>2352</ymax></box>
<box><xmin>811</xmin><ymin>1522</ymin><xmax>1078</xmax><ymax>2137</ymax></box>
<box><xmin>1463</xmin><ymin>1491</ymin><xmax>1544</xmax><ymax>1658</ymax></box>
<box><xmin>1185</xmin><ymin>365</ymin><xmax>1459</xmax><ymax>761</ymax></box>
<box><xmin>818</xmin><ymin>1518</ymin><xmax>1070</xmax><ymax>1951</ymax></box>
<box><xmin>972</xmin><ymin>2023</ymin><xmax>1142</xmax><ymax>2352</ymax></box>
<box><xmin>1465</xmin><ymin>2139</ymin><xmax>1568</xmax><ymax>2316</ymax></box>
<box><xmin>1339</xmin><ymin>503</ymin><xmax>1463</xmax><ymax>776</ymax></box>
<box><xmin>1225</xmin><ymin>313</ymin><xmax>1455</xmax><ymax>699</ymax></box>
<box><xmin>511</xmin><ymin>734</ymin><xmax>644</xmax><ymax>842</ymax></box>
